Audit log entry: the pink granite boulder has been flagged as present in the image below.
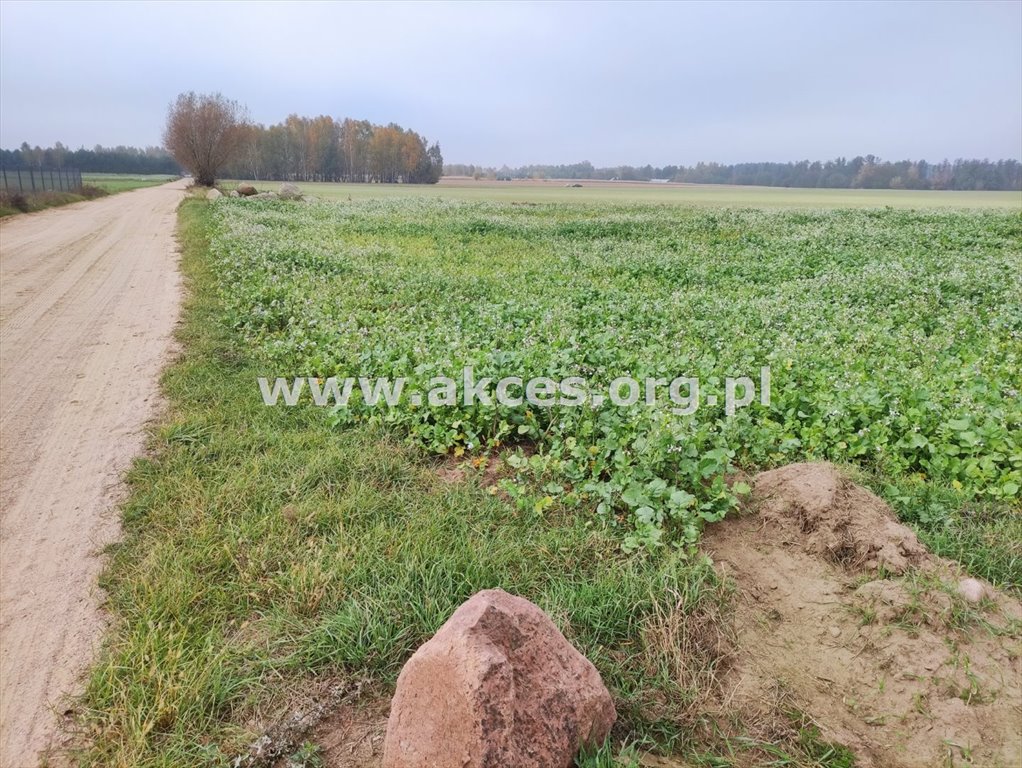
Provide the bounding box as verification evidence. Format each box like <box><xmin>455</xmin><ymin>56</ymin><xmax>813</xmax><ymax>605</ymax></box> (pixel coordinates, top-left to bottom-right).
<box><xmin>383</xmin><ymin>589</ymin><xmax>616</xmax><ymax>768</ymax></box>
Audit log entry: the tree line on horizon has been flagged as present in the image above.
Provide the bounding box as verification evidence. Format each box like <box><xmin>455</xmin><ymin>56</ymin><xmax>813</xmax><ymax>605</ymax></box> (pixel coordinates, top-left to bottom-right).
<box><xmin>4</xmin><ymin>138</ymin><xmax>1019</xmax><ymax>192</ymax></box>
<box><xmin>0</xmin><ymin>142</ymin><xmax>179</xmax><ymax>175</ymax></box>
<box><xmin>1</xmin><ymin>119</ymin><xmax>444</xmax><ymax>186</ymax></box>
<box><xmin>159</xmin><ymin>92</ymin><xmax>443</xmax><ymax>186</ymax></box>
<box><xmin>446</xmin><ymin>156</ymin><xmax>1022</xmax><ymax>191</ymax></box>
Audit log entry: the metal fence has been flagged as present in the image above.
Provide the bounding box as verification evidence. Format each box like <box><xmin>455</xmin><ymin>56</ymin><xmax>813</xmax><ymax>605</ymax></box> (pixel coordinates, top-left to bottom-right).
<box><xmin>1</xmin><ymin>167</ymin><xmax>83</xmax><ymax>194</ymax></box>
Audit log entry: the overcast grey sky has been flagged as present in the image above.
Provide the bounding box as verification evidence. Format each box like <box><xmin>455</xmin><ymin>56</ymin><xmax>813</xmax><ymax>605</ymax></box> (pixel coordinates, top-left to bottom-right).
<box><xmin>1</xmin><ymin>0</ymin><xmax>1019</xmax><ymax>166</ymax></box>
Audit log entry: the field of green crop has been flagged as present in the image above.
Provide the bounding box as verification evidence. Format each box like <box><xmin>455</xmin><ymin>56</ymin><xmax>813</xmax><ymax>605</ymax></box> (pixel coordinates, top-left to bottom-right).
<box><xmin>82</xmin><ymin>173</ymin><xmax>178</xmax><ymax>193</ymax></box>
<box><xmin>213</xmin><ymin>198</ymin><xmax>1021</xmax><ymax>551</ymax></box>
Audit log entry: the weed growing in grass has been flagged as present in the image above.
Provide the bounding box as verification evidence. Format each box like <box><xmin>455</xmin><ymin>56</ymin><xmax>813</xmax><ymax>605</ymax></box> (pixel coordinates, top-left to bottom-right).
<box><xmin>0</xmin><ymin>188</ymin><xmax>96</xmax><ymax>216</ymax></box>
<box><xmin>284</xmin><ymin>741</ymin><xmax>323</xmax><ymax>768</ymax></box>
<box><xmin>78</xmin><ymin>184</ymin><xmax>110</xmax><ymax>200</ymax></box>
<box><xmin>575</xmin><ymin>739</ymin><xmax>641</xmax><ymax>767</ymax></box>
<box><xmin>793</xmin><ymin>720</ymin><xmax>857</xmax><ymax>768</ymax></box>
<box><xmin>2</xmin><ymin>191</ymin><xmax>30</xmax><ymax>212</ymax></box>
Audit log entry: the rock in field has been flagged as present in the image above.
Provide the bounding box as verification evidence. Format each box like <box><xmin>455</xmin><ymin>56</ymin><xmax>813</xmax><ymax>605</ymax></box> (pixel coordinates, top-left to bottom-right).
<box><xmin>382</xmin><ymin>589</ymin><xmax>616</xmax><ymax>768</ymax></box>
<box><xmin>278</xmin><ymin>182</ymin><xmax>303</xmax><ymax>200</ymax></box>
<box><xmin>249</xmin><ymin>192</ymin><xmax>279</xmax><ymax>200</ymax></box>
<box><xmin>205</xmin><ymin>188</ymin><xmax>222</xmax><ymax>200</ymax></box>
<box><xmin>229</xmin><ymin>190</ymin><xmax>240</xmax><ymax>197</ymax></box>
<box><xmin>958</xmin><ymin>577</ymin><xmax>988</xmax><ymax>603</ymax></box>
<box><xmin>236</xmin><ymin>183</ymin><xmax>258</xmax><ymax>196</ymax></box>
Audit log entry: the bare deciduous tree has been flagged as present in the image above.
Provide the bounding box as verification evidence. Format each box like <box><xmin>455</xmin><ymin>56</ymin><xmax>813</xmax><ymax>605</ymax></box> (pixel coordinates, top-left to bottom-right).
<box><xmin>163</xmin><ymin>92</ymin><xmax>247</xmax><ymax>187</ymax></box>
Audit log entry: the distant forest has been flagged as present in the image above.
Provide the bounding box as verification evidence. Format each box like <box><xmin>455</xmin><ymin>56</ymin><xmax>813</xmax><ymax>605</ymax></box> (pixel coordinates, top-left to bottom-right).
<box><xmin>0</xmin><ymin>143</ymin><xmax>180</xmax><ymax>175</ymax></box>
<box><xmin>446</xmin><ymin>156</ymin><xmax>1022</xmax><ymax>191</ymax></box>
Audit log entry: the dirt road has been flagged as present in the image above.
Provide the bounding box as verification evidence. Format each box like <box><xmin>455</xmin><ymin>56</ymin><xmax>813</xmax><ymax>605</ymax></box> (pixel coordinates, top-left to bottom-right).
<box><xmin>0</xmin><ymin>180</ymin><xmax>187</xmax><ymax>767</ymax></box>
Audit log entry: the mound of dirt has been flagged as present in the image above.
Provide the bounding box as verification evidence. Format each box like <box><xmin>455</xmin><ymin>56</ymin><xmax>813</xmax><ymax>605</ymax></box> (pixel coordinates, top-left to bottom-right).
<box><xmin>753</xmin><ymin>462</ymin><xmax>929</xmax><ymax>574</ymax></box>
<box><xmin>704</xmin><ymin>463</ymin><xmax>1021</xmax><ymax>768</ymax></box>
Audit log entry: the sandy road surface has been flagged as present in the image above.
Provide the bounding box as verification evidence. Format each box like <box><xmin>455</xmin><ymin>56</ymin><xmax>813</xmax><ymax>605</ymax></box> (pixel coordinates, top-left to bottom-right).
<box><xmin>0</xmin><ymin>179</ymin><xmax>187</xmax><ymax>766</ymax></box>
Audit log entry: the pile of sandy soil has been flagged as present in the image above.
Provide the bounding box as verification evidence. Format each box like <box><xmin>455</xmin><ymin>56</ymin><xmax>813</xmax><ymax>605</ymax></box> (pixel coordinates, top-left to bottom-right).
<box><xmin>704</xmin><ymin>463</ymin><xmax>1021</xmax><ymax>768</ymax></box>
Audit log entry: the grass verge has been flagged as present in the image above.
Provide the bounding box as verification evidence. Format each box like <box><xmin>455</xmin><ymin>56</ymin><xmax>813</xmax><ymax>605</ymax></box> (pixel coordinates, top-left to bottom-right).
<box><xmin>0</xmin><ymin>175</ymin><xmax>176</xmax><ymax>218</ymax></box>
<box><xmin>0</xmin><ymin>186</ymin><xmax>107</xmax><ymax>217</ymax></box>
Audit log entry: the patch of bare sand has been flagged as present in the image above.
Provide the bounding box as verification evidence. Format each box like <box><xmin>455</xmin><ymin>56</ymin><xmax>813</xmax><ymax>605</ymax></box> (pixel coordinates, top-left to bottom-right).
<box><xmin>230</xmin><ymin>678</ymin><xmax>387</xmax><ymax>768</ymax></box>
<box><xmin>704</xmin><ymin>463</ymin><xmax>1021</xmax><ymax>768</ymax></box>
<box><xmin>311</xmin><ymin>695</ymin><xmax>388</xmax><ymax>767</ymax></box>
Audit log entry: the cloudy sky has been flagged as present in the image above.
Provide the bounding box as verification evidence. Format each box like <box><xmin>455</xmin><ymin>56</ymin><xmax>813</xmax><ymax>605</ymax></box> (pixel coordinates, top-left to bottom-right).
<box><xmin>1</xmin><ymin>0</ymin><xmax>1019</xmax><ymax>166</ymax></box>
